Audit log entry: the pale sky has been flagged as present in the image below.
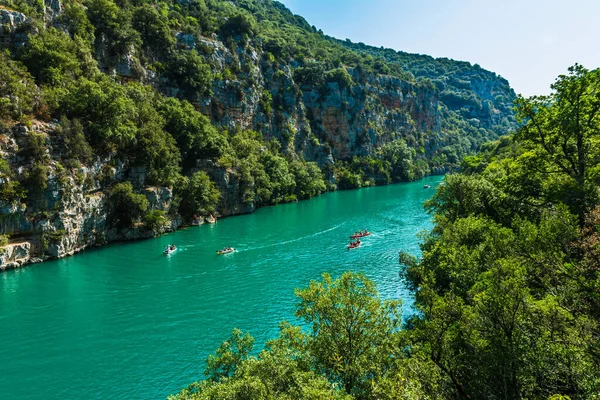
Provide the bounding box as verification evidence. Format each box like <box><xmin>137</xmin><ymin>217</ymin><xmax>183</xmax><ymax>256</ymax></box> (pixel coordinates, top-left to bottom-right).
<box><xmin>280</xmin><ymin>0</ymin><xmax>600</xmax><ymax>97</ymax></box>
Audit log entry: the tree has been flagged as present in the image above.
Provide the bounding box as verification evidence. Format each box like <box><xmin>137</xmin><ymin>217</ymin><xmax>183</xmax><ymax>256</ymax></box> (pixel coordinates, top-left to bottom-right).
<box><xmin>290</xmin><ymin>161</ymin><xmax>326</xmax><ymax>199</ymax></box>
<box><xmin>204</xmin><ymin>328</ymin><xmax>254</xmax><ymax>382</ymax></box>
<box><xmin>132</xmin><ymin>5</ymin><xmax>175</xmax><ymax>55</ymax></box>
<box><xmin>295</xmin><ymin>272</ymin><xmax>402</xmax><ymax>397</ymax></box>
<box><xmin>166</xmin><ymin>50</ymin><xmax>213</xmax><ymax>98</ymax></box>
<box><xmin>57</xmin><ymin>118</ymin><xmax>94</xmax><ymax>164</ymax></box>
<box><xmin>178</xmin><ymin>171</ymin><xmax>220</xmax><ymax>219</ymax></box>
<box><xmin>218</xmin><ymin>13</ymin><xmax>256</xmax><ymax>39</ymax></box>
<box><xmin>17</xmin><ymin>28</ymin><xmax>85</xmax><ymax>85</ymax></box>
<box><xmin>0</xmin><ymin>51</ymin><xmax>38</xmax><ymax>120</ymax></box>
<box><xmin>380</xmin><ymin>139</ymin><xmax>415</xmax><ymax>181</ymax></box>
<box><xmin>515</xmin><ymin>64</ymin><xmax>600</xmax><ymax>225</ymax></box>
<box><xmin>109</xmin><ymin>182</ymin><xmax>149</xmax><ymax>229</ymax></box>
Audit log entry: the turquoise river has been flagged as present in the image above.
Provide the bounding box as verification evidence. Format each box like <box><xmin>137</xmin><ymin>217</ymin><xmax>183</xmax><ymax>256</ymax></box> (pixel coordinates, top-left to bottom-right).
<box><xmin>0</xmin><ymin>176</ymin><xmax>443</xmax><ymax>399</ymax></box>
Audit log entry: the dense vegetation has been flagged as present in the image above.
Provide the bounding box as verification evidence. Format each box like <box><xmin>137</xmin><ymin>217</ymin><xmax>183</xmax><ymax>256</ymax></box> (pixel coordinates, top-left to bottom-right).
<box><xmin>0</xmin><ymin>0</ymin><xmax>516</xmax><ymax>233</ymax></box>
<box><xmin>170</xmin><ymin>66</ymin><xmax>600</xmax><ymax>399</ymax></box>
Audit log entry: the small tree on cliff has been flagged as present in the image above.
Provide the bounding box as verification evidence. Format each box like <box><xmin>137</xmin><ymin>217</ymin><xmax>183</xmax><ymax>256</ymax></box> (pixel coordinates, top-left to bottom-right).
<box><xmin>110</xmin><ymin>182</ymin><xmax>149</xmax><ymax>229</ymax></box>
<box><xmin>178</xmin><ymin>171</ymin><xmax>220</xmax><ymax>220</ymax></box>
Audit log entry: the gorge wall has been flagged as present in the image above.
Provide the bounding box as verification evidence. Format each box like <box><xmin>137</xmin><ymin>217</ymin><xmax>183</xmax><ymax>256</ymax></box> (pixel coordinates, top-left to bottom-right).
<box><xmin>0</xmin><ymin>0</ymin><xmax>517</xmax><ymax>269</ymax></box>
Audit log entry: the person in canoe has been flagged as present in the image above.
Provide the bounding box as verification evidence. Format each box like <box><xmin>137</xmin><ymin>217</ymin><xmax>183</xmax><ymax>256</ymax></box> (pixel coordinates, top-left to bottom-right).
<box><xmin>347</xmin><ymin>238</ymin><xmax>361</xmax><ymax>249</ymax></box>
<box><xmin>217</xmin><ymin>247</ymin><xmax>234</xmax><ymax>255</ymax></box>
<box><xmin>164</xmin><ymin>244</ymin><xmax>176</xmax><ymax>254</ymax></box>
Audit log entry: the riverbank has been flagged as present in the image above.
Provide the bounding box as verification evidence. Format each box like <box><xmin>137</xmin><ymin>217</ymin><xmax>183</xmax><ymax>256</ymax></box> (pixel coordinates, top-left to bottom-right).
<box><xmin>0</xmin><ymin>174</ymin><xmax>445</xmax><ymax>272</ymax></box>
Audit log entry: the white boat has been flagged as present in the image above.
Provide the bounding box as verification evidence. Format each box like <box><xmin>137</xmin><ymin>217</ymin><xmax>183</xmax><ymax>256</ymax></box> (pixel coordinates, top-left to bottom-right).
<box><xmin>217</xmin><ymin>248</ymin><xmax>235</xmax><ymax>255</ymax></box>
<box><xmin>163</xmin><ymin>246</ymin><xmax>177</xmax><ymax>255</ymax></box>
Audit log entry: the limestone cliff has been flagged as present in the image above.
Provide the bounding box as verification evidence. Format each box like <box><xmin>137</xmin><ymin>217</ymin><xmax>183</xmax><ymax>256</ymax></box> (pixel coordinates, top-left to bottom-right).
<box><xmin>0</xmin><ymin>0</ymin><xmax>518</xmax><ymax>270</ymax></box>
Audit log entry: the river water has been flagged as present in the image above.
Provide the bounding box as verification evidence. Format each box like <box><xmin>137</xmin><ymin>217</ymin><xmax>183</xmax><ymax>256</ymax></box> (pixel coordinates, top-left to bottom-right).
<box><xmin>0</xmin><ymin>176</ymin><xmax>442</xmax><ymax>399</ymax></box>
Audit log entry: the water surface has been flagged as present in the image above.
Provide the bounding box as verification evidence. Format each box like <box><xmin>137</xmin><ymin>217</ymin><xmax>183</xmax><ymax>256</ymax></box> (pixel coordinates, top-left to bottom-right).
<box><xmin>0</xmin><ymin>176</ymin><xmax>442</xmax><ymax>399</ymax></box>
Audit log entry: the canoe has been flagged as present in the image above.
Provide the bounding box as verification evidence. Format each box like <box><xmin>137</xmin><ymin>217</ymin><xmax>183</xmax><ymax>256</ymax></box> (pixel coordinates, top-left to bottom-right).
<box><xmin>350</xmin><ymin>232</ymin><xmax>371</xmax><ymax>239</ymax></box>
<box><xmin>217</xmin><ymin>248</ymin><xmax>234</xmax><ymax>255</ymax></box>
<box><xmin>163</xmin><ymin>247</ymin><xmax>177</xmax><ymax>255</ymax></box>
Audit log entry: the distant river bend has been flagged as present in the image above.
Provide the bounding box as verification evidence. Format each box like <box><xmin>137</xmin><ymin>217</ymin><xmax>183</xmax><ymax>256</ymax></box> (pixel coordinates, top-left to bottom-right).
<box><xmin>0</xmin><ymin>176</ymin><xmax>443</xmax><ymax>400</ymax></box>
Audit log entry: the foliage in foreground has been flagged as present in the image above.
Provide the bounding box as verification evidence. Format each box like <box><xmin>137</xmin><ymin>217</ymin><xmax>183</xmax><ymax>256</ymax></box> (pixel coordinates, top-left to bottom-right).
<box><xmin>170</xmin><ymin>272</ymin><xmax>446</xmax><ymax>400</ymax></box>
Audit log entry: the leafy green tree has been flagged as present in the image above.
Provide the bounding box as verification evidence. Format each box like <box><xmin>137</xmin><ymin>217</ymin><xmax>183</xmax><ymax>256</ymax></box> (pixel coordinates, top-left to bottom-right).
<box><xmin>204</xmin><ymin>328</ymin><xmax>254</xmax><ymax>382</ymax></box>
<box><xmin>52</xmin><ymin>76</ymin><xmax>138</xmax><ymax>152</ymax></box>
<box><xmin>0</xmin><ymin>51</ymin><xmax>38</xmax><ymax>120</ymax></box>
<box><xmin>380</xmin><ymin>139</ymin><xmax>416</xmax><ymax>181</ymax></box>
<box><xmin>218</xmin><ymin>13</ymin><xmax>257</xmax><ymax>39</ymax></box>
<box><xmin>57</xmin><ymin>118</ymin><xmax>94</xmax><ymax>164</ymax></box>
<box><xmin>109</xmin><ymin>181</ymin><xmax>149</xmax><ymax>229</ymax></box>
<box><xmin>293</xmin><ymin>63</ymin><xmax>326</xmax><ymax>87</ymax></box>
<box><xmin>85</xmin><ymin>0</ymin><xmax>141</xmax><ymax>58</ymax></box>
<box><xmin>326</xmin><ymin>67</ymin><xmax>354</xmax><ymax>89</ymax></box>
<box><xmin>0</xmin><ymin>159</ymin><xmax>25</xmax><ymax>203</ymax></box>
<box><xmin>166</xmin><ymin>50</ymin><xmax>213</xmax><ymax>98</ymax></box>
<box><xmin>515</xmin><ymin>64</ymin><xmax>600</xmax><ymax>225</ymax></box>
<box><xmin>60</xmin><ymin>3</ymin><xmax>95</xmax><ymax>45</ymax></box>
<box><xmin>132</xmin><ymin>5</ymin><xmax>175</xmax><ymax>55</ymax></box>
<box><xmin>143</xmin><ymin>210</ymin><xmax>167</xmax><ymax>231</ymax></box>
<box><xmin>17</xmin><ymin>28</ymin><xmax>86</xmax><ymax>86</ymax></box>
<box><xmin>261</xmin><ymin>153</ymin><xmax>296</xmax><ymax>203</ymax></box>
<box><xmin>157</xmin><ymin>97</ymin><xmax>227</xmax><ymax>170</ymax></box>
<box><xmin>24</xmin><ymin>161</ymin><xmax>49</xmax><ymax>198</ymax></box>
<box><xmin>124</xmin><ymin>84</ymin><xmax>181</xmax><ymax>185</ymax></box>
<box><xmin>290</xmin><ymin>161</ymin><xmax>326</xmax><ymax>199</ymax></box>
<box><xmin>295</xmin><ymin>272</ymin><xmax>402</xmax><ymax>397</ymax></box>
<box><xmin>178</xmin><ymin>171</ymin><xmax>220</xmax><ymax>219</ymax></box>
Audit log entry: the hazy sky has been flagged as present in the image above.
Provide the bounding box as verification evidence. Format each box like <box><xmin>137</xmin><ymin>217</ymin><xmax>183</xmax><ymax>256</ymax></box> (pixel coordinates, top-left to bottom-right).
<box><xmin>279</xmin><ymin>0</ymin><xmax>600</xmax><ymax>97</ymax></box>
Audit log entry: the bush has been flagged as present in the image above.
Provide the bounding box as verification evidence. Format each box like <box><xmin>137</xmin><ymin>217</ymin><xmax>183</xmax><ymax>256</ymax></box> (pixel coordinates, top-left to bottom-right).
<box><xmin>0</xmin><ymin>234</ymin><xmax>8</xmax><ymax>247</ymax></box>
<box><xmin>110</xmin><ymin>182</ymin><xmax>149</xmax><ymax>229</ymax></box>
<box><xmin>166</xmin><ymin>50</ymin><xmax>213</xmax><ymax>98</ymax></box>
<box><xmin>58</xmin><ymin>118</ymin><xmax>94</xmax><ymax>164</ymax></box>
<box><xmin>0</xmin><ymin>51</ymin><xmax>38</xmax><ymax>120</ymax></box>
<box><xmin>0</xmin><ymin>159</ymin><xmax>25</xmax><ymax>203</ymax></box>
<box><xmin>143</xmin><ymin>210</ymin><xmax>167</xmax><ymax>232</ymax></box>
<box><xmin>178</xmin><ymin>171</ymin><xmax>220</xmax><ymax>220</ymax></box>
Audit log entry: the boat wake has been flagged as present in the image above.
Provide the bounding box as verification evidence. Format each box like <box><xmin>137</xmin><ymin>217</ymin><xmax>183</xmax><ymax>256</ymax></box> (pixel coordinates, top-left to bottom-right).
<box><xmin>238</xmin><ymin>223</ymin><xmax>345</xmax><ymax>252</ymax></box>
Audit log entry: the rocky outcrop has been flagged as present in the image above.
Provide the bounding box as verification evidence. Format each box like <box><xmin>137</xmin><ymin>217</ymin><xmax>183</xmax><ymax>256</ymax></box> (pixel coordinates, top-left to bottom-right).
<box><xmin>0</xmin><ymin>241</ymin><xmax>35</xmax><ymax>270</ymax></box>
<box><xmin>0</xmin><ymin>8</ymin><xmax>30</xmax><ymax>47</ymax></box>
<box><xmin>0</xmin><ymin>123</ymin><xmax>183</xmax><ymax>271</ymax></box>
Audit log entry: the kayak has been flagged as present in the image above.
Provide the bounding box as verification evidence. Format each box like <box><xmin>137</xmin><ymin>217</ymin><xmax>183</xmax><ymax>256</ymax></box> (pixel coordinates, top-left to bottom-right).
<box><xmin>163</xmin><ymin>247</ymin><xmax>177</xmax><ymax>255</ymax></box>
<box><xmin>217</xmin><ymin>248</ymin><xmax>235</xmax><ymax>255</ymax></box>
<box><xmin>350</xmin><ymin>232</ymin><xmax>371</xmax><ymax>239</ymax></box>
<box><xmin>347</xmin><ymin>243</ymin><xmax>361</xmax><ymax>250</ymax></box>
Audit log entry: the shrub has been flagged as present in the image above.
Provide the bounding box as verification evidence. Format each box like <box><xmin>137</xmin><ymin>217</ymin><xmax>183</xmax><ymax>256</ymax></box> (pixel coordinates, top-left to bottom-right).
<box><xmin>109</xmin><ymin>181</ymin><xmax>149</xmax><ymax>229</ymax></box>
<box><xmin>0</xmin><ymin>51</ymin><xmax>38</xmax><ymax>120</ymax></box>
<box><xmin>143</xmin><ymin>210</ymin><xmax>167</xmax><ymax>232</ymax></box>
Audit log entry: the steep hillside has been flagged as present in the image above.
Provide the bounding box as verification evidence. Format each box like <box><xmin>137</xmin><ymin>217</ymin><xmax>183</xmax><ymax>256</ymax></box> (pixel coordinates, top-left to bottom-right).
<box><xmin>0</xmin><ymin>0</ymin><xmax>517</xmax><ymax>268</ymax></box>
